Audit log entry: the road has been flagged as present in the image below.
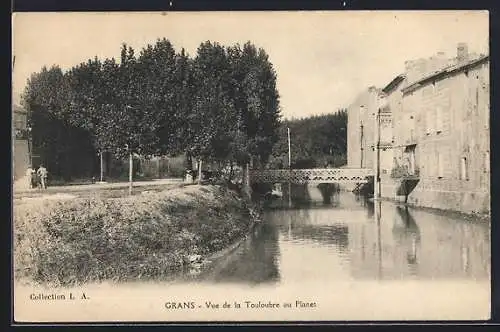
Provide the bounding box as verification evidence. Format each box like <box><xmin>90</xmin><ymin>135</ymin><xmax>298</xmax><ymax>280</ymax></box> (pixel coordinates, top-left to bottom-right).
<box><xmin>13</xmin><ymin>178</ymin><xmax>185</xmax><ymax>198</ymax></box>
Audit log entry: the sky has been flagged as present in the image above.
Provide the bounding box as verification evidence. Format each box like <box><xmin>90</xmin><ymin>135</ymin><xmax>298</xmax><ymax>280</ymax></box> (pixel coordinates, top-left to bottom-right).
<box><xmin>12</xmin><ymin>11</ymin><xmax>488</xmax><ymax>119</ymax></box>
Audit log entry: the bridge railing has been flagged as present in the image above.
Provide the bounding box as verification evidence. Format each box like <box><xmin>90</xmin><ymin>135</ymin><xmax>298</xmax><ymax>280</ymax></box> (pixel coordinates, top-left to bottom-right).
<box><xmin>249</xmin><ymin>168</ymin><xmax>374</xmax><ymax>184</ymax></box>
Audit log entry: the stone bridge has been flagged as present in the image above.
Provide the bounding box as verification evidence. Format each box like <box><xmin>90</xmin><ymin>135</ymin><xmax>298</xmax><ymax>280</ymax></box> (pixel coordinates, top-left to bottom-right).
<box><xmin>249</xmin><ymin>168</ymin><xmax>374</xmax><ymax>184</ymax></box>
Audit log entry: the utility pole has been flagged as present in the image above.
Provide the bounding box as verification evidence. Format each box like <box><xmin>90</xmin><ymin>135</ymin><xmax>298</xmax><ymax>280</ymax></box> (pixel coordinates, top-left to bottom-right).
<box><xmin>375</xmin><ymin>108</ymin><xmax>381</xmax><ymax>199</ymax></box>
<box><xmin>287</xmin><ymin>127</ymin><xmax>292</xmax><ymax>208</ymax></box>
<box><xmin>374</xmin><ymin>94</ymin><xmax>385</xmax><ymax>200</ymax></box>
<box><xmin>360</xmin><ymin>121</ymin><xmax>364</xmax><ymax>168</ymax></box>
<box><xmin>287</xmin><ymin>127</ymin><xmax>291</xmax><ymax>169</ymax></box>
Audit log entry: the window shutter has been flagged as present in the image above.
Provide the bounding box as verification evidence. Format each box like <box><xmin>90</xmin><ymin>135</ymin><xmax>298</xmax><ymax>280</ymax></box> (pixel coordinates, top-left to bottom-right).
<box><xmin>426</xmin><ymin>110</ymin><xmax>433</xmax><ymax>135</ymax></box>
<box><xmin>436</xmin><ymin>107</ymin><xmax>443</xmax><ymax>133</ymax></box>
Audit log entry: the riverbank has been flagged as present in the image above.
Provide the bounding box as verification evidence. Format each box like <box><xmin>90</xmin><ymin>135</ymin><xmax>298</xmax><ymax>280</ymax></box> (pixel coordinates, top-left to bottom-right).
<box><xmin>13</xmin><ymin>184</ymin><xmax>259</xmax><ymax>287</ymax></box>
<box><xmin>344</xmin><ymin>181</ymin><xmax>490</xmax><ymax>221</ymax></box>
<box><xmin>378</xmin><ymin>196</ymin><xmax>491</xmax><ymax>223</ymax></box>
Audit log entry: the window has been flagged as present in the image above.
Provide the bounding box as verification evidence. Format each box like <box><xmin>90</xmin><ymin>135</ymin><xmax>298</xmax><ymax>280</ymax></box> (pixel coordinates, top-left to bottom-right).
<box><xmin>460</xmin><ymin>157</ymin><xmax>469</xmax><ymax>180</ymax></box>
<box><xmin>437</xmin><ymin>153</ymin><xmax>444</xmax><ymax>178</ymax></box>
<box><xmin>425</xmin><ymin>153</ymin><xmax>431</xmax><ymax>177</ymax></box>
<box><xmin>426</xmin><ymin>109</ymin><xmax>433</xmax><ymax>135</ymax></box>
<box><xmin>475</xmin><ymin>86</ymin><xmax>479</xmax><ymax>113</ymax></box>
<box><xmin>484</xmin><ymin>151</ymin><xmax>490</xmax><ymax>173</ymax></box>
<box><xmin>436</xmin><ymin>107</ymin><xmax>443</xmax><ymax>133</ymax></box>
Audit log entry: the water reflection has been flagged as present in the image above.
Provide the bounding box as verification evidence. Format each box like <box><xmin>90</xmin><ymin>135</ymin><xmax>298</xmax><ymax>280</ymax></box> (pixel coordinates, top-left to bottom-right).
<box><xmin>200</xmin><ymin>191</ymin><xmax>489</xmax><ymax>285</ymax></box>
<box><xmin>392</xmin><ymin>206</ymin><xmax>421</xmax><ymax>274</ymax></box>
<box><xmin>202</xmin><ymin>221</ymin><xmax>281</xmax><ymax>285</ymax></box>
<box><xmin>317</xmin><ymin>183</ymin><xmax>339</xmax><ymax>205</ymax></box>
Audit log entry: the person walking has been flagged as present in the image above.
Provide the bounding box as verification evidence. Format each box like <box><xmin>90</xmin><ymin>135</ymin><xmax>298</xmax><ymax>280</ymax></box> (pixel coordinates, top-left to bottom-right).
<box><xmin>25</xmin><ymin>167</ymin><xmax>34</xmax><ymax>189</ymax></box>
<box><xmin>37</xmin><ymin>164</ymin><xmax>48</xmax><ymax>190</ymax></box>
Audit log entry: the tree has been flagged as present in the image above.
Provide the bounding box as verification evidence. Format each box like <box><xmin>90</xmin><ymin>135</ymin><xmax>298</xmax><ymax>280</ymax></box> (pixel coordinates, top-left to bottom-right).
<box><xmin>188</xmin><ymin>41</ymin><xmax>236</xmax><ymax>163</ymax></box>
<box><xmin>269</xmin><ymin>110</ymin><xmax>347</xmax><ymax>169</ymax></box>
<box><xmin>66</xmin><ymin>57</ymin><xmax>111</xmax><ymax>181</ymax></box>
<box><xmin>249</xmin><ymin>46</ymin><xmax>281</xmax><ymax>167</ymax></box>
<box><xmin>136</xmin><ymin>38</ymin><xmax>183</xmax><ymax>157</ymax></box>
<box><xmin>22</xmin><ymin>65</ymin><xmax>97</xmax><ymax>180</ymax></box>
<box><xmin>21</xmin><ymin>39</ymin><xmax>284</xmax><ymax>185</ymax></box>
<box><xmin>227</xmin><ymin>42</ymin><xmax>281</xmax><ymax>168</ymax></box>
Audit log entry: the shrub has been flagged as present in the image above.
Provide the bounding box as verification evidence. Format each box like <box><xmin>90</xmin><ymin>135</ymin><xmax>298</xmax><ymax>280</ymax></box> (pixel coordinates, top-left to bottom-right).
<box><xmin>13</xmin><ymin>185</ymin><xmax>252</xmax><ymax>286</ymax></box>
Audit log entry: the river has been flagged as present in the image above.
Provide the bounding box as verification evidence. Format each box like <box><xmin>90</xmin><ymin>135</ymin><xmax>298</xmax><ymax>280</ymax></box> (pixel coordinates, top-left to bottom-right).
<box><xmin>203</xmin><ymin>191</ymin><xmax>490</xmax><ymax>284</ymax></box>
<box><xmin>15</xmin><ymin>189</ymin><xmax>491</xmax><ymax>322</ymax></box>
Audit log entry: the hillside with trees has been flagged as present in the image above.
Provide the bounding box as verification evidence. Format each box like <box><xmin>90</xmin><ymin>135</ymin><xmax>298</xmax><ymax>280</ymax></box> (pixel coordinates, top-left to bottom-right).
<box><xmin>268</xmin><ymin>110</ymin><xmax>347</xmax><ymax>169</ymax></box>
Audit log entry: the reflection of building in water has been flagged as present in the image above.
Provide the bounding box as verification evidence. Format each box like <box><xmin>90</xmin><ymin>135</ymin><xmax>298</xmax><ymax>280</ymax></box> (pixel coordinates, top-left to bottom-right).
<box><xmin>391</xmin><ymin>206</ymin><xmax>421</xmax><ymax>275</ymax></box>
<box><xmin>207</xmin><ymin>222</ymin><xmax>281</xmax><ymax>285</ymax></box>
<box><xmin>348</xmin><ymin>204</ymin><xmax>490</xmax><ymax>280</ymax></box>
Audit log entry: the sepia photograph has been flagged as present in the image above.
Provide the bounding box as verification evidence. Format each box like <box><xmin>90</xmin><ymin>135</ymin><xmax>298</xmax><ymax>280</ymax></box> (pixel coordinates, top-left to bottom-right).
<box><xmin>12</xmin><ymin>10</ymin><xmax>490</xmax><ymax>323</ymax></box>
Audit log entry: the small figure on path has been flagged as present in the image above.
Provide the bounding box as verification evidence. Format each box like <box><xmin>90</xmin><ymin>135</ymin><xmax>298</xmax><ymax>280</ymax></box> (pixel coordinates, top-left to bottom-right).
<box><xmin>26</xmin><ymin>167</ymin><xmax>35</xmax><ymax>189</ymax></box>
<box><xmin>37</xmin><ymin>164</ymin><xmax>48</xmax><ymax>190</ymax></box>
<box><xmin>185</xmin><ymin>170</ymin><xmax>194</xmax><ymax>183</ymax></box>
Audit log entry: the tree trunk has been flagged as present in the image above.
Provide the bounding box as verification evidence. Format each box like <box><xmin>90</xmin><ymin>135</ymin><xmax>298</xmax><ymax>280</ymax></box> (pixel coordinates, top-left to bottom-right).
<box><xmin>198</xmin><ymin>159</ymin><xmax>203</xmax><ymax>185</ymax></box>
<box><xmin>229</xmin><ymin>161</ymin><xmax>234</xmax><ymax>182</ymax></box>
<box><xmin>100</xmin><ymin>151</ymin><xmax>104</xmax><ymax>182</ymax></box>
<box><xmin>129</xmin><ymin>152</ymin><xmax>133</xmax><ymax>195</ymax></box>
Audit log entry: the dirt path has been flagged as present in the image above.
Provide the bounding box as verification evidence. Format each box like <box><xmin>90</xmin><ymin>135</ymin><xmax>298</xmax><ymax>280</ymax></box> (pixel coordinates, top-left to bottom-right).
<box><xmin>13</xmin><ymin>178</ymin><xmax>185</xmax><ymax>199</ymax></box>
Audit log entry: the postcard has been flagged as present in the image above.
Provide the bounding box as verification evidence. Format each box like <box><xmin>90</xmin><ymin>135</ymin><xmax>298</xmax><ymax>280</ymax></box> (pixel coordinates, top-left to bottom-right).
<box><xmin>12</xmin><ymin>10</ymin><xmax>490</xmax><ymax>323</ymax></box>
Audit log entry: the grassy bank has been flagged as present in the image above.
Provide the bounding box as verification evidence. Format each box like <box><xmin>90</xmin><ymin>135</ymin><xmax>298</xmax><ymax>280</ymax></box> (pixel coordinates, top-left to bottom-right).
<box><xmin>14</xmin><ymin>185</ymin><xmax>255</xmax><ymax>287</ymax></box>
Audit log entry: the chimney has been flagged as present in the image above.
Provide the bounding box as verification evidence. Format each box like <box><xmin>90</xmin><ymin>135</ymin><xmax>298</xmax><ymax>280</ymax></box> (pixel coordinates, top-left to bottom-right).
<box><xmin>429</xmin><ymin>51</ymin><xmax>448</xmax><ymax>72</ymax></box>
<box><xmin>457</xmin><ymin>43</ymin><xmax>469</xmax><ymax>63</ymax></box>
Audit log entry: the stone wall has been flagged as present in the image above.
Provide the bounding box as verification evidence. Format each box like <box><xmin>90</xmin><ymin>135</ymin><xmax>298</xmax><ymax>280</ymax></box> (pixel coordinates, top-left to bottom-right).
<box><xmin>400</xmin><ymin>60</ymin><xmax>489</xmax><ymax>215</ymax></box>
<box><xmin>380</xmin><ymin>177</ymin><xmax>489</xmax><ymax>215</ymax></box>
<box><xmin>348</xmin><ymin>45</ymin><xmax>489</xmax><ymax>215</ymax></box>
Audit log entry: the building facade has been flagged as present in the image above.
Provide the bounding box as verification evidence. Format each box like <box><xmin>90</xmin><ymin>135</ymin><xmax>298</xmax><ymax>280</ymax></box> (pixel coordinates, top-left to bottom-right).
<box><xmin>347</xmin><ymin>86</ymin><xmax>380</xmax><ymax>169</ymax></box>
<box><xmin>13</xmin><ymin>104</ymin><xmax>30</xmax><ymax>183</ymax></box>
<box><xmin>346</xmin><ymin>86</ymin><xmax>394</xmax><ymax>187</ymax></box>
<box><xmin>395</xmin><ymin>52</ymin><xmax>490</xmax><ymax>214</ymax></box>
<box><xmin>378</xmin><ymin>75</ymin><xmax>405</xmax><ymax>197</ymax></box>
<box><xmin>347</xmin><ymin>43</ymin><xmax>490</xmax><ymax>215</ymax></box>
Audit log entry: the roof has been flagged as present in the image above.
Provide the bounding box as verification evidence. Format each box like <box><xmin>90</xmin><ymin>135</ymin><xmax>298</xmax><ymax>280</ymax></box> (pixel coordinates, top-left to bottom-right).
<box><xmin>382</xmin><ymin>74</ymin><xmax>406</xmax><ymax>94</ymax></box>
<box><xmin>347</xmin><ymin>86</ymin><xmax>381</xmax><ymax>110</ymax></box>
<box><xmin>402</xmin><ymin>55</ymin><xmax>489</xmax><ymax>95</ymax></box>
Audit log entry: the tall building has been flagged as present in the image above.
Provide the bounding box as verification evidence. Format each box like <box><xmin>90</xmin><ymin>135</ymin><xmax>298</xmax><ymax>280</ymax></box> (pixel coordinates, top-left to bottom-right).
<box><xmin>346</xmin><ymin>85</ymin><xmax>395</xmax><ymax>176</ymax></box>
<box><xmin>12</xmin><ymin>104</ymin><xmax>30</xmax><ymax>184</ymax></box>
<box><xmin>379</xmin><ymin>74</ymin><xmax>406</xmax><ymax>197</ymax></box>
<box><xmin>347</xmin><ymin>43</ymin><xmax>490</xmax><ymax>215</ymax></box>
<box><xmin>346</xmin><ymin>86</ymin><xmax>380</xmax><ymax>169</ymax></box>
<box><xmin>394</xmin><ymin>45</ymin><xmax>490</xmax><ymax>214</ymax></box>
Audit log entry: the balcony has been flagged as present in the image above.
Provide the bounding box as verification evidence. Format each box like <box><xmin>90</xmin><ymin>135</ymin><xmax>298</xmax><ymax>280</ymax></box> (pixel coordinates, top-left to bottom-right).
<box><xmin>390</xmin><ymin>165</ymin><xmax>420</xmax><ymax>180</ymax></box>
<box><xmin>391</xmin><ymin>165</ymin><xmax>420</xmax><ymax>197</ymax></box>
<box><xmin>403</xmin><ymin>137</ymin><xmax>417</xmax><ymax>146</ymax></box>
<box><xmin>396</xmin><ymin>128</ymin><xmax>417</xmax><ymax>146</ymax></box>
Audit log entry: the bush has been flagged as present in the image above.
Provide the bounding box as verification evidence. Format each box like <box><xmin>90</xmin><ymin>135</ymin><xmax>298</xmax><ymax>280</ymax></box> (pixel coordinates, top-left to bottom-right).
<box><xmin>13</xmin><ymin>185</ymin><xmax>252</xmax><ymax>286</ymax></box>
